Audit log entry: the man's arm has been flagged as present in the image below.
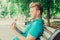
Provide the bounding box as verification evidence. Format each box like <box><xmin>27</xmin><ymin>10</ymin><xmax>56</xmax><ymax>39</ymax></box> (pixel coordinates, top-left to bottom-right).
<box><xmin>11</xmin><ymin>22</ymin><xmax>25</xmax><ymax>33</ymax></box>
<box><xmin>16</xmin><ymin>26</ymin><xmax>25</xmax><ymax>33</ymax></box>
<box><xmin>11</xmin><ymin>22</ymin><xmax>36</xmax><ymax>40</ymax></box>
<box><xmin>13</xmin><ymin>28</ymin><xmax>35</xmax><ymax>40</ymax></box>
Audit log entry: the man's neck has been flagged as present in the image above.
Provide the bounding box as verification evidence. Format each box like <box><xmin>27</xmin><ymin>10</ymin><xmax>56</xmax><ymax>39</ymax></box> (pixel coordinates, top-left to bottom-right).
<box><xmin>33</xmin><ymin>15</ymin><xmax>42</xmax><ymax>19</ymax></box>
<box><xmin>32</xmin><ymin>17</ymin><xmax>42</xmax><ymax>20</ymax></box>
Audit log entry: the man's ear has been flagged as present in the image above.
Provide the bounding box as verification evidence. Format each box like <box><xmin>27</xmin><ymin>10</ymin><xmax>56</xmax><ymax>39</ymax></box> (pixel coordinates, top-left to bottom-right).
<box><xmin>37</xmin><ymin>10</ymin><xmax>40</xmax><ymax>15</ymax></box>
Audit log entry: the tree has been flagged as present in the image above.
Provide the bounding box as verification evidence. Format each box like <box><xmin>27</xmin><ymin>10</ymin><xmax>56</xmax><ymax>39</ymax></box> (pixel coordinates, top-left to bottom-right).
<box><xmin>0</xmin><ymin>0</ymin><xmax>60</xmax><ymax>26</ymax></box>
<box><xmin>40</xmin><ymin>0</ymin><xmax>60</xmax><ymax>26</ymax></box>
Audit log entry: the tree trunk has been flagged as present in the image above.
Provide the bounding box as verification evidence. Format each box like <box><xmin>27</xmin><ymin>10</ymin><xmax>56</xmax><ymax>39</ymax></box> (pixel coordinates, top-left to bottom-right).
<box><xmin>47</xmin><ymin>7</ymin><xmax>50</xmax><ymax>26</ymax></box>
<box><xmin>46</xmin><ymin>0</ymin><xmax>51</xmax><ymax>26</ymax></box>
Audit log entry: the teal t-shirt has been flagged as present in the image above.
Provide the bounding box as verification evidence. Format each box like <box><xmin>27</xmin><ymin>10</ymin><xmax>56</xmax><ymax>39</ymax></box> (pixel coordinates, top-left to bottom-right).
<box><xmin>13</xmin><ymin>18</ymin><xmax>44</xmax><ymax>40</ymax></box>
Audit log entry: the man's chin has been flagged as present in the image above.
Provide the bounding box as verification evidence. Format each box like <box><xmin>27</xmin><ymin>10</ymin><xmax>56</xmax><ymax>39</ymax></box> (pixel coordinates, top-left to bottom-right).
<box><xmin>31</xmin><ymin>17</ymin><xmax>35</xmax><ymax>19</ymax></box>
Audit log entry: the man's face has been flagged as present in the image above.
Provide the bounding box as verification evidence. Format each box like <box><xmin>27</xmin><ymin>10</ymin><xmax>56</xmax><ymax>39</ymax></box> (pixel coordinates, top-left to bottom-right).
<box><xmin>30</xmin><ymin>7</ymin><xmax>37</xmax><ymax>19</ymax></box>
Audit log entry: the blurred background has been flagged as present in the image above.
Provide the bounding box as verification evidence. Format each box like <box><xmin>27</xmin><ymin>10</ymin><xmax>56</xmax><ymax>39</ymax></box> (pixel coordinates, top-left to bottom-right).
<box><xmin>0</xmin><ymin>0</ymin><xmax>60</xmax><ymax>40</ymax></box>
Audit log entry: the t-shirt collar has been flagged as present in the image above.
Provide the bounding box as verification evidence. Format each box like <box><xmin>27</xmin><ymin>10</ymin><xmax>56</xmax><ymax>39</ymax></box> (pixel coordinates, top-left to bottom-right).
<box><xmin>31</xmin><ymin>18</ymin><xmax>42</xmax><ymax>22</ymax></box>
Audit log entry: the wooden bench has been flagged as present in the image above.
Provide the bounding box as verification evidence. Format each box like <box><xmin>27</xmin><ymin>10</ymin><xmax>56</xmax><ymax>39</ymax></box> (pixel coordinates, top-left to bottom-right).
<box><xmin>40</xmin><ymin>26</ymin><xmax>56</xmax><ymax>40</ymax></box>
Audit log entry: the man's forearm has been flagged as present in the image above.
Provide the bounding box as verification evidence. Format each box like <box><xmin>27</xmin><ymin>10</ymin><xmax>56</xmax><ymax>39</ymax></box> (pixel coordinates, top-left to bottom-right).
<box><xmin>11</xmin><ymin>21</ymin><xmax>27</xmax><ymax>40</ymax></box>
<box><xmin>13</xmin><ymin>27</ymin><xmax>35</xmax><ymax>40</ymax></box>
<box><xmin>16</xmin><ymin>26</ymin><xmax>25</xmax><ymax>33</ymax></box>
<box><xmin>13</xmin><ymin>29</ymin><xmax>26</xmax><ymax>40</ymax></box>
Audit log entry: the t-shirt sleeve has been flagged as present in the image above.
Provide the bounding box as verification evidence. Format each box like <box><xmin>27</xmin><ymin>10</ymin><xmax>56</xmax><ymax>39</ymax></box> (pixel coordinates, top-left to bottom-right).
<box><xmin>28</xmin><ymin>21</ymin><xmax>44</xmax><ymax>38</ymax></box>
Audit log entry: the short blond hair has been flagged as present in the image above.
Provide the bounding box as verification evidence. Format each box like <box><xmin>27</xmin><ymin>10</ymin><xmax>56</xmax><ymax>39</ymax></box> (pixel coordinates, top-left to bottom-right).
<box><xmin>29</xmin><ymin>2</ymin><xmax>43</xmax><ymax>15</ymax></box>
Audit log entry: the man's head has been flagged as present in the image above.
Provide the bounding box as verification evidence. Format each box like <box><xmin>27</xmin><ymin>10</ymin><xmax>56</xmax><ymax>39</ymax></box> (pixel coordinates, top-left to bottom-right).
<box><xmin>29</xmin><ymin>2</ymin><xmax>43</xmax><ymax>19</ymax></box>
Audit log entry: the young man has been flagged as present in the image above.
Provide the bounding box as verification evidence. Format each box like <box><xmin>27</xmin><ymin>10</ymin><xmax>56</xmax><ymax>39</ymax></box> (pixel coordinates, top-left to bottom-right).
<box><xmin>11</xmin><ymin>2</ymin><xmax>44</xmax><ymax>40</ymax></box>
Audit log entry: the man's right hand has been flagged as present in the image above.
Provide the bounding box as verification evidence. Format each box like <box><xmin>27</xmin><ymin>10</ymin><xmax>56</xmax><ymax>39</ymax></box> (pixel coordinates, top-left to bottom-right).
<box><xmin>11</xmin><ymin>22</ymin><xmax>17</xmax><ymax>30</ymax></box>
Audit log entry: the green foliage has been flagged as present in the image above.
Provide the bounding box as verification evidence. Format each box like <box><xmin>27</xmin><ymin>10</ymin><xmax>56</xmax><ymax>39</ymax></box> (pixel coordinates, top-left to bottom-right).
<box><xmin>0</xmin><ymin>0</ymin><xmax>60</xmax><ymax>18</ymax></box>
<box><xmin>9</xmin><ymin>4</ymin><xmax>16</xmax><ymax>18</ymax></box>
<box><xmin>1</xmin><ymin>7</ymin><xmax>8</xmax><ymax>18</ymax></box>
<box><xmin>40</xmin><ymin>0</ymin><xmax>60</xmax><ymax>18</ymax></box>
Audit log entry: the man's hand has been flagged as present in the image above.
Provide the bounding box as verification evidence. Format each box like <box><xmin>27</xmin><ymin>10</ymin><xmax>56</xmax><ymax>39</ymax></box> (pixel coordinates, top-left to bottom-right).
<box><xmin>11</xmin><ymin>22</ymin><xmax>17</xmax><ymax>30</ymax></box>
<box><xmin>11</xmin><ymin>18</ymin><xmax>17</xmax><ymax>30</ymax></box>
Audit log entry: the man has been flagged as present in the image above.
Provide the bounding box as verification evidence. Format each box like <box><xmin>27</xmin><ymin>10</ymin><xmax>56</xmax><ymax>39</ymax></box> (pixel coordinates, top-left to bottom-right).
<box><xmin>11</xmin><ymin>2</ymin><xmax>44</xmax><ymax>40</ymax></box>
